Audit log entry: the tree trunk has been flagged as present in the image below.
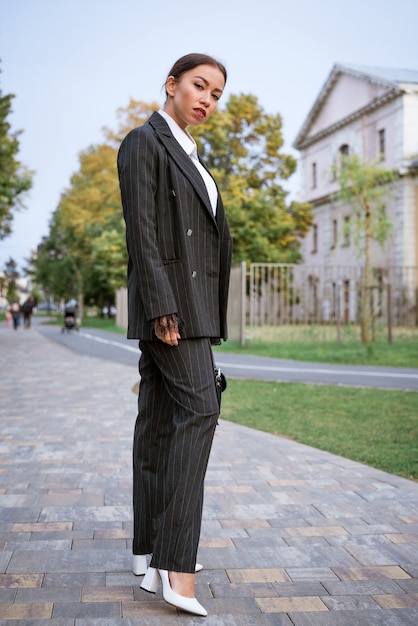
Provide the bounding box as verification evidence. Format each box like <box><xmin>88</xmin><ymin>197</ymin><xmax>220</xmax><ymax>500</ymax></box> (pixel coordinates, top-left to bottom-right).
<box><xmin>361</xmin><ymin>204</ymin><xmax>372</xmax><ymax>346</ymax></box>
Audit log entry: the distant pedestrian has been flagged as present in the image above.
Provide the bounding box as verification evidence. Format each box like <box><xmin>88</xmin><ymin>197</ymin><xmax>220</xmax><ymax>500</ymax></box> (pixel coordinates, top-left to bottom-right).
<box><xmin>5</xmin><ymin>306</ymin><xmax>12</xmax><ymax>327</ymax></box>
<box><xmin>22</xmin><ymin>296</ymin><xmax>35</xmax><ymax>328</ymax></box>
<box><xmin>10</xmin><ymin>301</ymin><xmax>21</xmax><ymax>330</ymax></box>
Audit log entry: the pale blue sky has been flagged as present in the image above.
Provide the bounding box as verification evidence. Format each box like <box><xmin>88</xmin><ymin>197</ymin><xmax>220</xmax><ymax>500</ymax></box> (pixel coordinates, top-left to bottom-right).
<box><xmin>1</xmin><ymin>0</ymin><xmax>417</xmax><ymax>270</ymax></box>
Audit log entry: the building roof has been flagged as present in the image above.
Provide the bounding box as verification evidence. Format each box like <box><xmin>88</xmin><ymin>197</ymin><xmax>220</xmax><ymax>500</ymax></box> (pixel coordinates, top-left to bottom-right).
<box><xmin>293</xmin><ymin>63</ymin><xmax>418</xmax><ymax>149</ymax></box>
<box><xmin>338</xmin><ymin>64</ymin><xmax>418</xmax><ymax>86</ymax></box>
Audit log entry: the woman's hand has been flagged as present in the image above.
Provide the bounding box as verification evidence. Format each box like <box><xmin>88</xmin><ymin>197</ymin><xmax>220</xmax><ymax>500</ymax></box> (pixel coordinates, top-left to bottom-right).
<box><xmin>154</xmin><ymin>314</ymin><xmax>181</xmax><ymax>346</ymax></box>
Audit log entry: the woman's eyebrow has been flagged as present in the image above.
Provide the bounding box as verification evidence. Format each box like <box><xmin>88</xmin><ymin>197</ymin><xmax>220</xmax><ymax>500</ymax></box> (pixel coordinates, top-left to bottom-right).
<box><xmin>194</xmin><ymin>75</ymin><xmax>223</xmax><ymax>93</ymax></box>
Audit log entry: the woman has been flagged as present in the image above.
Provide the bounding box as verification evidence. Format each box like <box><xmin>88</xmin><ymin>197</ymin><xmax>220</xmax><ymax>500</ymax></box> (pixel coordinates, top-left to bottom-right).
<box><xmin>118</xmin><ymin>53</ymin><xmax>232</xmax><ymax>616</ymax></box>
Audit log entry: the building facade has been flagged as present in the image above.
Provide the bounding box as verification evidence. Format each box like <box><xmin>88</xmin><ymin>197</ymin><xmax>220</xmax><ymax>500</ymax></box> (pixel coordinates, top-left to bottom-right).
<box><xmin>294</xmin><ymin>64</ymin><xmax>418</xmax><ymax>270</ymax></box>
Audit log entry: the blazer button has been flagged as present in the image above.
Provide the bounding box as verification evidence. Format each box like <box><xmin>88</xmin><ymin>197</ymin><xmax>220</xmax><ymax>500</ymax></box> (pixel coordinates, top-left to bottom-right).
<box><xmin>187</xmin><ymin>229</ymin><xmax>193</xmax><ymax>236</ymax></box>
<box><xmin>191</xmin><ymin>271</ymin><xmax>197</xmax><ymax>278</ymax></box>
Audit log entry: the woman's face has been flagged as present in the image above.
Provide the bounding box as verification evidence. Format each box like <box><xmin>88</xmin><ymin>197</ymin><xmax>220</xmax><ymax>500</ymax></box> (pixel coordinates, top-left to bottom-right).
<box><xmin>164</xmin><ymin>64</ymin><xmax>225</xmax><ymax>130</ymax></box>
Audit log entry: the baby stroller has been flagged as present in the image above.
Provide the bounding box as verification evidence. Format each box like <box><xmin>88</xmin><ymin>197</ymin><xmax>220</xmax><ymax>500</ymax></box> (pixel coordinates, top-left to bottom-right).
<box><xmin>62</xmin><ymin>305</ymin><xmax>79</xmax><ymax>333</ymax></box>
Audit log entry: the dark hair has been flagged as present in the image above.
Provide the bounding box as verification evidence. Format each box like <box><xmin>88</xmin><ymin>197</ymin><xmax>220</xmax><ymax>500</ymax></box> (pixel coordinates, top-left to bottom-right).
<box><xmin>165</xmin><ymin>53</ymin><xmax>227</xmax><ymax>96</ymax></box>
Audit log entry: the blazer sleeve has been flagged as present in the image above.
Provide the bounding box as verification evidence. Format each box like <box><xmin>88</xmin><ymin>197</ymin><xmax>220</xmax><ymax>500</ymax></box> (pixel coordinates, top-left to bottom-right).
<box><xmin>117</xmin><ymin>127</ymin><xmax>178</xmax><ymax>322</ymax></box>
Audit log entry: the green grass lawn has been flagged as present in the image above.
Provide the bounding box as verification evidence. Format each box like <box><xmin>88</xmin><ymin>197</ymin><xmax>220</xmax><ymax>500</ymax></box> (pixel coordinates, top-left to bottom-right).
<box><xmin>221</xmin><ymin>379</ymin><xmax>418</xmax><ymax>481</ymax></box>
<box><xmin>79</xmin><ymin>316</ymin><xmax>126</xmax><ymax>334</ymax></box>
<box><xmin>75</xmin><ymin>317</ymin><xmax>417</xmax><ymax>368</ymax></box>
<box><xmin>214</xmin><ymin>324</ymin><xmax>418</xmax><ymax>368</ymax></box>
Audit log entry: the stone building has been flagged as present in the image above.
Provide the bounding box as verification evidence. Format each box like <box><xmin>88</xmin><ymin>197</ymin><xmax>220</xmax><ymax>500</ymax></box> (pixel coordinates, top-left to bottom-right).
<box><xmin>294</xmin><ymin>63</ymin><xmax>418</xmax><ymax>270</ymax></box>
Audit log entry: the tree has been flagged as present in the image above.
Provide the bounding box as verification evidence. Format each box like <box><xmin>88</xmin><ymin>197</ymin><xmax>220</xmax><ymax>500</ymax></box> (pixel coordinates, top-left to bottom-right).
<box><xmin>333</xmin><ymin>153</ymin><xmax>397</xmax><ymax>346</ymax></box>
<box><xmin>0</xmin><ymin>67</ymin><xmax>33</xmax><ymax>239</ymax></box>
<box><xmin>191</xmin><ymin>93</ymin><xmax>312</xmax><ymax>264</ymax></box>
<box><xmin>32</xmin><ymin>215</ymin><xmax>80</xmax><ymax>307</ymax></box>
<box><xmin>104</xmin><ymin>99</ymin><xmax>159</xmax><ymax>146</ymax></box>
<box><xmin>38</xmin><ymin>101</ymin><xmax>157</xmax><ymax>310</ymax></box>
<box><xmin>2</xmin><ymin>256</ymin><xmax>20</xmax><ymax>302</ymax></box>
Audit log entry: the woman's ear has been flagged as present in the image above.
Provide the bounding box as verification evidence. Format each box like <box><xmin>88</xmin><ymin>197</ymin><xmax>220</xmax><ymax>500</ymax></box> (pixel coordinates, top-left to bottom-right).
<box><xmin>165</xmin><ymin>75</ymin><xmax>176</xmax><ymax>97</ymax></box>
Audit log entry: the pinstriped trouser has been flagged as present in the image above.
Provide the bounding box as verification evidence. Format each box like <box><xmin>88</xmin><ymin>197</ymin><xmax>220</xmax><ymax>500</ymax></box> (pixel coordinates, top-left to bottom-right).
<box><xmin>133</xmin><ymin>337</ymin><xmax>219</xmax><ymax>573</ymax></box>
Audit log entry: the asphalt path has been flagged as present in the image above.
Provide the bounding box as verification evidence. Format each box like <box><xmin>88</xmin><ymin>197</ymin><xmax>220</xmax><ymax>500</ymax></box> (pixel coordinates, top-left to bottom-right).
<box><xmin>37</xmin><ymin>321</ymin><xmax>418</xmax><ymax>391</ymax></box>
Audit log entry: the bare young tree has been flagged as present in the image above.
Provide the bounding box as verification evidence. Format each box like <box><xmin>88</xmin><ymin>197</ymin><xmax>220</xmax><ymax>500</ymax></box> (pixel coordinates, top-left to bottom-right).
<box><xmin>333</xmin><ymin>154</ymin><xmax>397</xmax><ymax>346</ymax></box>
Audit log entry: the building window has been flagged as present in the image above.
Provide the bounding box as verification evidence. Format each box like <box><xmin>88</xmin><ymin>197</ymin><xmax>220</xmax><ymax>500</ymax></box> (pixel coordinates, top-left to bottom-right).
<box><xmin>338</xmin><ymin>144</ymin><xmax>350</xmax><ymax>170</ymax></box>
<box><xmin>312</xmin><ymin>162</ymin><xmax>317</xmax><ymax>189</ymax></box>
<box><xmin>342</xmin><ymin>215</ymin><xmax>350</xmax><ymax>247</ymax></box>
<box><xmin>378</xmin><ymin>129</ymin><xmax>385</xmax><ymax>160</ymax></box>
<box><xmin>311</xmin><ymin>224</ymin><xmax>318</xmax><ymax>253</ymax></box>
<box><xmin>331</xmin><ymin>218</ymin><xmax>338</xmax><ymax>249</ymax></box>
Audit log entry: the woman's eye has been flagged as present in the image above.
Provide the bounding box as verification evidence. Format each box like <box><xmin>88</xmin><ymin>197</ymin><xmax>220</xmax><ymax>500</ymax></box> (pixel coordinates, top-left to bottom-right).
<box><xmin>212</xmin><ymin>94</ymin><xmax>219</xmax><ymax>101</ymax></box>
<box><xmin>194</xmin><ymin>83</ymin><xmax>203</xmax><ymax>90</ymax></box>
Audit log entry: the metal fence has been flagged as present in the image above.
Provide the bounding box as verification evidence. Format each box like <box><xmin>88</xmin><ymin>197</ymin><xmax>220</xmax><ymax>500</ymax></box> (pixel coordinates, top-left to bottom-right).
<box><xmin>248</xmin><ymin>263</ymin><xmax>418</xmax><ymax>328</ymax></box>
<box><xmin>116</xmin><ymin>263</ymin><xmax>418</xmax><ymax>343</ymax></box>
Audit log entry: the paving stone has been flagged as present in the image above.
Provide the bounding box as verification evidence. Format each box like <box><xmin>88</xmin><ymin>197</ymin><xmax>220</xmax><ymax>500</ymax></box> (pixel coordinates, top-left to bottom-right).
<box><xmin>322</xmin><ymin>579</ymin><xmax>406</xmax><ymax>595</ymax></box>
<box><xmin>82</xmin><ymin>586</ymin><xmax>134</xmax><ymax>602</ymax></box>
<box><xmin>0</xmin><ymin>573</ymin><xmax>43</xmax><ymax>588</ymax></box>
<box><xmin>227</xmin><ymin>568</ymin><xmax>291</xmax><ymax>583</ymax></box>
<box><xmin>209</xmin><ymin>581</ymin><xmax>278</xmax><ymax>598</ymax></box>
<box><xmin>320</xmin><ymin>594</ymin><xmax>381</xmax><ymax>610</ymax></box>
<box><xmin>285</xmin><ymin>567</ymin><xmax>340</xmax><ymax>582</ymax></box>
<box><xmin>285</xmin><ymin>526</ymin><xmax>349</xmax><ymax>537</ymax></box>
<box><xmin>397</xmin><ymin>578</ymin><xmax>418</xmax><ymax>593</ymax></box>
<box><xmin>0</xmin><ymin>602</ymin><xmax>53</xmax><ymax>618</ymax></box>
<box><xmin>52</xmin><ymin>601</ymin><xmax>121</xmax><ymax>618</ymax></box>
<box><xmin>16</xmin><ymin>586</ymin><xmax>81</xmax><ymax>602</ymax></box>
<box><xmin>0</xmin><ymin>553</ymin><xmax>12</xmax><ymax>574</ymax></box>
<box><xmin>271</xmin><ymin>582</ymin><xmax>328</xmax><ymax>597</ymax></box>
<box><xmin>256</xmin><ymin>595</ymin><xmax>328</xmax><ymax>612</ymax></box>
<box><xmin>72</xmin><ymin>539</ymin><xmax>127</xmax><ymax>550</ymax></box>
<box><xmin>93</xmin><ymin>529</ymin><xmax>132</xmax><ymax>540</ymax></box>
<box><xmin>5</xmin><ymin>539</ymin><xmax>72</xmax><ymax>551</ymax></box>
<box><xmin>43</xmin><ymin>572</ymin><xmax>106</xmax><ymax>587</ymax></box>
<box><xmin>373</xmin><ymin>592</ymin><xmax>418</xmax><ymax>608</ymax></box>
<box><xmin>332</xmin><ymin>565</ymin><xmax>411</xmax><ymax>580</ymax></box>
<box><xmin>0</xmin><ymin>588</ymin><xmax>16</xmax><ymax>603</ymax></box>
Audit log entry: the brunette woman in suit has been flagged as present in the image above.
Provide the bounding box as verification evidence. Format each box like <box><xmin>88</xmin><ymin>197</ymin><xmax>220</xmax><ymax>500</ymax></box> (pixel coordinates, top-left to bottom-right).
<box><xmin>118</xmin><ymin>53</ymin><xmax>232</xmax><ymax>616</ymax></box>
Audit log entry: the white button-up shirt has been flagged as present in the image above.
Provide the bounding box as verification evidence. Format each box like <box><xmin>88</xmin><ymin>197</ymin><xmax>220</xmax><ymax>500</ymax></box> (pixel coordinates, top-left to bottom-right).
<box><xmin>158</xmin><ymin>109</ymin><xmax>218</xmax><ymax>215</ymax></box>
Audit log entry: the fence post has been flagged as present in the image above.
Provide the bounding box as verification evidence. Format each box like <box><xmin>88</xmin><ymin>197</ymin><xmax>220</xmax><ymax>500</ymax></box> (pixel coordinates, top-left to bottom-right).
<box><xmin>387</xmin><ymin>283</ymin><xmax>392</xmax><ymax>344</ymax></box>
<box><xmin>240</xmin><ymin>261</ymin><xmax>246</xmax><ymax>346</ymax></box>
<box><xmin>336</xmin><ymin>281</ymin><xmax>341</xmax><ymax>345</ymax></box>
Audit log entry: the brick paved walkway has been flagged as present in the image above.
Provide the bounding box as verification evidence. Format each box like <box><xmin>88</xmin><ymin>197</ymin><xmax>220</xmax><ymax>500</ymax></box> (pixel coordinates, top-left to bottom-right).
<box><xmin>1</xmin><ymin>320</ymin><xmax>418</xmax><ymax>625</ymax></box>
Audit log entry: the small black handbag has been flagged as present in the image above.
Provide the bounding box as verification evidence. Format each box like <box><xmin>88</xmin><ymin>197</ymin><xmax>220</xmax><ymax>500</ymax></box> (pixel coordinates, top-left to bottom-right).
<box><xmin>214</xmin><ymin>366</ymin><xmax>227</xmax><ymax>409</ymax></box>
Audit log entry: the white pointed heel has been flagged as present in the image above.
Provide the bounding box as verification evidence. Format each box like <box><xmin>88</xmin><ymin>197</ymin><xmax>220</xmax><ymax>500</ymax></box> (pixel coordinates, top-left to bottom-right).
<box><xmin>159</xmin><ymin>569</ymin><xmax>207</xmax><ymax>617</ymax></box>
<box><xmin>140</xmin><ymin>566</ymin><xmax>159</xmax><ymax>593</ymax></box>
<box><xmin>133</xmin><ymin>554</ymin><xmax>148</xmax><ymax>576</ymax></box>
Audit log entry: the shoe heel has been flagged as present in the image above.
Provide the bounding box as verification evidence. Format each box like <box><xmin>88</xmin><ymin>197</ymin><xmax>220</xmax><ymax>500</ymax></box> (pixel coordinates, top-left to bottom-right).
<box><xmin>133</xmin><ymin>554</ymin><xmax>147</xmax><ymax>576</ymax></box>
<box><xmin>140</xmin><ymin>566</ymin><xmax>159</xmax><ymax>593</ymax></box>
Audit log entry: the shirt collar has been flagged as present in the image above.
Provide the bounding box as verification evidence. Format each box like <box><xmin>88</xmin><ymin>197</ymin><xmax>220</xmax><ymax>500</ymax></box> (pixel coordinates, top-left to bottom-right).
<box><xmin>158</xmin><ymin>109</ymin><xmax>197</xmax><ymax>159</ymax></box>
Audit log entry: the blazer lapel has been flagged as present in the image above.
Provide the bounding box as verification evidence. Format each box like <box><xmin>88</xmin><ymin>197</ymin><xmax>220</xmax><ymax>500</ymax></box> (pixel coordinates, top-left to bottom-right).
<box><xmin>149</xmin><ymin>112</ymin><xmax>215</xmax><ymax>220</ymax></box>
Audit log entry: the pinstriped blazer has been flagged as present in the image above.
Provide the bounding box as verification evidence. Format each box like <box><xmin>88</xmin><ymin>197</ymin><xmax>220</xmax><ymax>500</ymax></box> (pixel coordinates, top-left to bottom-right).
<box><xmin>117</xmin><ymin>111</ymin><xmax>233</xmax><ymax>341</ymax></box>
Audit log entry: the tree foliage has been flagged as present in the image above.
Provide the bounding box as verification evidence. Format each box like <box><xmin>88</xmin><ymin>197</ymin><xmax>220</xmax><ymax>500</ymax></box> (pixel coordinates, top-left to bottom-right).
<box><xmin>33</xmin><ymin>146</ymin><xmax>126</xmax><ymax>311</ymax></box>
<box><xmin>31</xmin><ymin>212</ymin><xmax>79</xmax><ymax>305</ymax></box>
<box><xmin>0</xmin><ymin>71</ymin><xmax>33</xmax><ymax>240</ymax></box>
<box><xmin>1</xmin><ymin>256</ymin><xmax>20</xmax><ymax>301</ymax></box>
<box><xmin>192</xmin><ymin>93</ymin><xmax>312</xmax><ymax>264</ymax></box>
<box><xmin>333</xmin><ymin>153</ymin><xmax>397</xmax><ymax>346</ymax></box>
